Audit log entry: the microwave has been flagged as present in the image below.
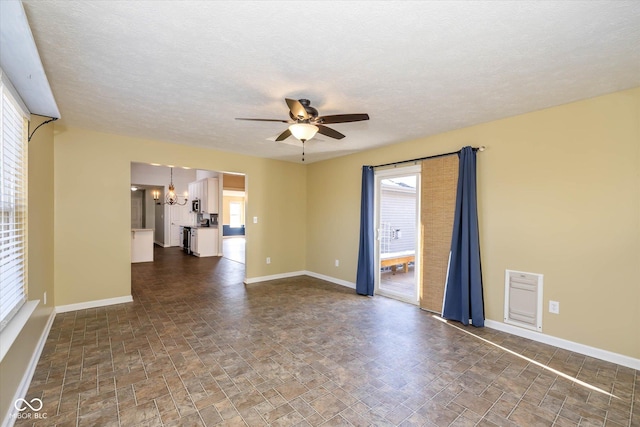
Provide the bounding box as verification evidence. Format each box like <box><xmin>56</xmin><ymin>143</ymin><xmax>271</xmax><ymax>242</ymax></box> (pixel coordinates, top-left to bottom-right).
<box><xmin>191</xmin><ymin>199</ymin><xmax>200</xmax><ymax>213</ymax></box>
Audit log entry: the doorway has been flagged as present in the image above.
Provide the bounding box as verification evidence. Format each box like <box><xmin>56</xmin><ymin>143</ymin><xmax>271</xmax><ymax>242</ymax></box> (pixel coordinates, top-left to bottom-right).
<box><xmin>222</xmin><ymin>173</ymin><xmax>246</xmax><ymax>264</ymax></box>
<box><xmin>375</xmin><ymin>166</ymin><xmax>420</xmax><ymax>304</ymax></box>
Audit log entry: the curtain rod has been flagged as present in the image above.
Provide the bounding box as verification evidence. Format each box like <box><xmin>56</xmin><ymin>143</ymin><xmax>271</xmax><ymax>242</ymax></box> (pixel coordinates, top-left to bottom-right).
<box><xmin>372</xmin><ymin>145</ymin><xmax>485</xmax><ymax>169</ymax></box>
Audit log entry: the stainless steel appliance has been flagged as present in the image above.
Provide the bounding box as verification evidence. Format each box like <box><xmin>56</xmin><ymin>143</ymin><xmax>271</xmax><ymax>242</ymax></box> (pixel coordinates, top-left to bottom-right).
<box><xmin>182</xmin><ymin>226</ymin><xmax>191</xmax><ymax>253</ymax></box>
<box><xmin>191</xmin><ymin>199</ymin><xmax>201</xmax><ymax>213</ymax></box>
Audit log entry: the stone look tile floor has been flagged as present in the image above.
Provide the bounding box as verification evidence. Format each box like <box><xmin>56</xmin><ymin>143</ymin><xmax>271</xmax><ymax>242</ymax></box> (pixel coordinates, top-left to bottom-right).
<box><xmin>16</xmin><ymin>247</ymin><xmax>639</xmax><ymax>426</ymax></box>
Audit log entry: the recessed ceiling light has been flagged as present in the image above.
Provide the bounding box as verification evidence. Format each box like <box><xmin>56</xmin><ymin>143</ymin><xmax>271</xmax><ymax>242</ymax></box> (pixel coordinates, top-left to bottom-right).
<box><xmin>131</xmin><ymin>186</ymin><xmax>138</xmax><ymax>191</ymax></box>
<box><xmin>150</xmin><ymin>163</ymin><xmax>161</xmax><ymax>166</ymax></box>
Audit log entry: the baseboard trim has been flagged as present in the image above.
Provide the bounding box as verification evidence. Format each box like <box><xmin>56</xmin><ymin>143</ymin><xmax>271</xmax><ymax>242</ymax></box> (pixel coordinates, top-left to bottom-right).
<box><xmin>484</xmin><ymin>320</ymin><xmax>640</xmax><ymax>371</ymax></box>
<box><xmin>2</xmin><ymin>308</ymin><xmax>55</xmax><ymax>427</ymax></box>
<box><xmin>304</xmin><ymin>271</ymin><xmax>356</xmax><ymax>289</ymax></box>
<box><xmin>244</xmin><ymin>271</ymin><xmax>306</xmax><ymax>284</ymax></box>
<box><xmin>55</xmin><ymin>295</ymin><xmax>133</xmax><ymax>313</ymax></box>
<box><xmin>244</xmin><ymin>271</ymin><xmax>357</xmax><ymax>290</ymax></box>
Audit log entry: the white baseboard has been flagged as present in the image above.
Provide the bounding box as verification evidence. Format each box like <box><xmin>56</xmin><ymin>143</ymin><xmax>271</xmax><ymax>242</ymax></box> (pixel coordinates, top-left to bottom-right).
<box><xmin>2</xmin><ymin>308</ymin><xmax>55</xmax><ymax>427</ymax></box>
<box><xmin>244</xmin><ymin>271</ymin><xmax>307</xmax><ymax>284</ymax></box>
<box><xmin>244</xmin><ymin>271</ymin><xmax>357</xmax><ymax>290</ymax></box>
<box><xmin>55</xmin><ymin>295</ymin><xmax>133</xmax><ymax>313</ymax></box>
<box><xmin>484</xmin><ymin>320</ymin><xmax>640</xmax><ymax>371</ymax></box>
<box><xmin>304</xmin><ymin>271</ymin><xmax>356</xmax><ymax>289</ymax></box>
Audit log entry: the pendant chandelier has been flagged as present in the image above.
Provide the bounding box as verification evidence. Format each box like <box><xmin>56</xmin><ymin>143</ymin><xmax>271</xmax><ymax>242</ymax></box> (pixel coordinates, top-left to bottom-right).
<box><xmin>153</xmin><ymin>167</ymin><xmax>187</xmax><ymax>205</ymax></box>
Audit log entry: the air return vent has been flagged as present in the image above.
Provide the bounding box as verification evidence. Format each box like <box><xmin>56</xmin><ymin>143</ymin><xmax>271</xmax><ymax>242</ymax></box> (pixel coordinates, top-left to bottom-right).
<box><xmin>504</xmin><ymin>270</ymin><xmax>543</xmax><ymax>332</ymax></box>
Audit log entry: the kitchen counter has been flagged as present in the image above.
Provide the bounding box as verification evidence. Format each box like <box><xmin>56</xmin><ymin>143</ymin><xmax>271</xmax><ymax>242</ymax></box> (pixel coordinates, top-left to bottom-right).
<box><xmin>191</xmin><ymin>227</ymin><xmax>218</xmax><ymax>257</ymax></box>
<box><xmin>131</xmin><ymin>229</ymin><xmax>153</xmax><ymax>263</ymax></box>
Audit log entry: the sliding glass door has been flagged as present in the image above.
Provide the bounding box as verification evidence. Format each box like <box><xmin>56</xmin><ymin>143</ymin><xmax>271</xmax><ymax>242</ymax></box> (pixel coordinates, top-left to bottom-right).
<box><xmin>374</xmin><ymin>165</ymin><xmax>420</xmax><ymax>304</ymax></box>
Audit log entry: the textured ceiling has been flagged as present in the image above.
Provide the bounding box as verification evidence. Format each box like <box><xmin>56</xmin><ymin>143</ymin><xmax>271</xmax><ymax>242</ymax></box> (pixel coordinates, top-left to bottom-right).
<box><xmin>21</xmin><ymin>1</ymin><xmax>640</xmax><ymax>163</ymax></box>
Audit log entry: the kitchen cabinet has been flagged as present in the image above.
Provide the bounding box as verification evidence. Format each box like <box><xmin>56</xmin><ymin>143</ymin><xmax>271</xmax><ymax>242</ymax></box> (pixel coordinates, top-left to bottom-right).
<box><xmin>188</xmin><ymin>177</ymin><xmax>219</xmax><ymax>214</ymax></box>
<box><xmin>191</xmin><ymin>227</ymin><xmax>218</xmax><ymax>257</ymax></box>
<box><xmin>203</xmin><ymin>177</ymin><xmax>219</xmax><ymax>214</ymax></box>
<box><xmin>188</xmin><ymin>181</ymin><xmax>198</xmax><ymax>211</ymax></box>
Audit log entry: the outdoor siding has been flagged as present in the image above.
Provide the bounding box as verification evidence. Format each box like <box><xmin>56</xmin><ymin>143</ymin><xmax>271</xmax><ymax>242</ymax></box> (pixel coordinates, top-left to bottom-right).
<box><xmin>380</xmin><ymin>183</ymin><xmax>416</xmax><ymax>254</ymax></box>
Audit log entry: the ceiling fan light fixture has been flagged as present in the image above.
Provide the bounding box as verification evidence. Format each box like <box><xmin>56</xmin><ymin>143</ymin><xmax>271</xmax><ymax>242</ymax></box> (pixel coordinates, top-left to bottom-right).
<box><xmin>289</xmin><ymin>123</ymin><xmax>318</xmax><ymax>142</ymax></box>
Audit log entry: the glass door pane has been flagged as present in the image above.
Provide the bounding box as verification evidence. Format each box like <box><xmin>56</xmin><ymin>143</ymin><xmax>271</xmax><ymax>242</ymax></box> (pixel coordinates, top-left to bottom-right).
<box><xmin>376</xmin><ymin>170</ymin><xmax>419</xmax><ymax>304</ymax></box>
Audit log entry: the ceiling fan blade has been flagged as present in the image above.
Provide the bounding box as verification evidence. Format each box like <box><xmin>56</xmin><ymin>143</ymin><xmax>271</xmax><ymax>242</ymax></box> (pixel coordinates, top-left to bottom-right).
<box><xmin>316</xmin><ymin>113</ymin><xmax>370</xmax><ymax>124</ymax></box>
<box><xmin>285</xmin><ymin>98</ymin><xmax>309</xmax><ymax>120</ymax></box>
<box><xmin>317</xmin><ymin>125</ymin><xmax>345</xmax><ymax>140</ymax></box>
<box><xmin>275</xmin><ymin>129</ymin><xmax>292</xmax><ymax>141</ymax></box>
<box><xmin>235</xmin><ymin>118</ymin><xmax>290</xmax><ymax>123</ymax></box>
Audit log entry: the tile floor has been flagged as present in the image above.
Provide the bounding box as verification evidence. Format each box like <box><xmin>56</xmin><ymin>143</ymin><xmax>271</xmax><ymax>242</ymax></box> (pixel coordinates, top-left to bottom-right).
<box><xmin>222</xmin><ymin>237</ymin><xmax>245</xmax><ymax>264</ymax></box>
<box><xmin>15</xmin><ymin>247</ymin><xmax>639</xmax><ymax>426</ymax></box>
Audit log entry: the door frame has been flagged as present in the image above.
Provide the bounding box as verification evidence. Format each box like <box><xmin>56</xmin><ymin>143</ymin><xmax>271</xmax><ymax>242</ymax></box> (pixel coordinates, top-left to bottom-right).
<box><xmin>374</xmin><ymin>165</ymin><xmax>421</xmax><ymax>304</ymax></box>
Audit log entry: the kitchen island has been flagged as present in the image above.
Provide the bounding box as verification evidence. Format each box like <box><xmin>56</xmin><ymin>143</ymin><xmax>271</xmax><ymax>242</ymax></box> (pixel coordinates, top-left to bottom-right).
<box><xmin>131</xmin><ymin>228</ymin><xmax>154</xmax><ymax>263</ymax></box>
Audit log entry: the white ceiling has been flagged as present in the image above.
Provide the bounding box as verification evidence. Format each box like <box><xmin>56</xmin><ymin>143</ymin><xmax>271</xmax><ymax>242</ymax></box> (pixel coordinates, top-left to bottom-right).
<box><xmin>21</xmin><ymin>0</ymin><xmax>640</xmax><ymax>163</ymax></box>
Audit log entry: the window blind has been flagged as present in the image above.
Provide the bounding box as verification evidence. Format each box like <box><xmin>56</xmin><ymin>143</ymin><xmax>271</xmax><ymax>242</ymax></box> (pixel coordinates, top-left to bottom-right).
<box><xmin>0</xmin><ymin>79</ymin><xmax>28</xmax><ymax>332</ymax></box>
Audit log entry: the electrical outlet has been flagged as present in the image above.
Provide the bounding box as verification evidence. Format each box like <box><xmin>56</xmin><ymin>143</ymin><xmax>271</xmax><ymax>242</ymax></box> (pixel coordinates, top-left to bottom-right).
<box><xmin>549</xmin><ymin>300</ymin><xmax>559</xmax><ymax>314</ymax></box>
<box><xmin>335</xmin><ymin>259</ymin><xmax>339</xmax><ymax>267</ymax></box>
<box><xmin>266</xmin><ymin>257</ymin><xmax>271</xmax><ymax>264</ymax></box>
<box><xmin>253</xmin><ymin>216</ymin><xmax>258</xmax><ymax>223</ymax></box>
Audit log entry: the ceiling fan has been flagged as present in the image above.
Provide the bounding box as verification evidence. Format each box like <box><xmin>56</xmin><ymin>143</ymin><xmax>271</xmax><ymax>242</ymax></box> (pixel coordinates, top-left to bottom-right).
<box><xmin>236</xmin><ymin>98</ymin><xmax>369</xmax><ymax>161</ymax></box>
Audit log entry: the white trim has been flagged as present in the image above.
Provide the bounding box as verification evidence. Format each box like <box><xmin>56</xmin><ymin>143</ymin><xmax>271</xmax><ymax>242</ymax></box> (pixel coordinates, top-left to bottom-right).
<box><xmin>243</xmin><ymin>271</ymin><xmax>307</xmax><ymax>285</ymax></box>
<box><xmin>244</xmin><ymin>271</ymin><xmax>357</xmax><ymax>289</ymax></box>
<box><xmin>0</xmin><ymin>300</ymin><xmax>38</xmax><ymax>363</ymax></box>
<box><xmin>1</xmin><ymin>308</ymin><xmax>55</xmax><ymax>427</ymax></box>
<box><xmin>223</xmin><ymin>190</ymin><xmax>245</xmax><ymax>197</ymax></box>
<box><xmin>55</xmin><ymin>295</ymin><xmax>133</xmax><ymax>313</ymax></box>
<box><xmin>0</xmin><ymin>68</ymin><xmax>29</xmax><ymax>118</ymax></box>
<box><xmin>304</xmin><ymin>271</ymin><xmax>355</xmax><ymax>289</ymax></box>
<box><xmin>0</xmin><ymin>1</ymin><xmax>59</xmax><ymax>118</ymax></box>
<box><xmin>485</xmin><ymin>319</ymin><xmax>640</xmax><ymax>371</ymax></box>
<box><xmin>373</xmin><ymin>165</ymin><xmax>421</xmax><ymax>301</ymax></box>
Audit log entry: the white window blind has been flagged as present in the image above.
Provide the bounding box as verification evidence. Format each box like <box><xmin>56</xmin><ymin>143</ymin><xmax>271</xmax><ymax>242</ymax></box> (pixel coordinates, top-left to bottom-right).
<box><xmin>0</xmin><ymin>78</ymin><xmax>28</xmax><ymax>333</ymax></box>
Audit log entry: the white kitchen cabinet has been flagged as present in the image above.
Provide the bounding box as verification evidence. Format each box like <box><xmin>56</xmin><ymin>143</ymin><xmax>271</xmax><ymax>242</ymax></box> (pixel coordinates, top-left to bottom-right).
<box><xmin>188</xmin><ymin>177</ymin><xmax>218</xmax><ymax>214</ymax></box>
<box><xmin>188</xmin><ymin>181</ymin><xmax>197</xmax><ymax>210</ymax></box>
<box><xmin>203</xmin><ymin>177</ymin><xmax>219</xmax><ymax>214</ymax></box>
<box><xmin>192</xmin><ymin>227</ymin><xmax>218</xmax><ymax>257</ymax></box>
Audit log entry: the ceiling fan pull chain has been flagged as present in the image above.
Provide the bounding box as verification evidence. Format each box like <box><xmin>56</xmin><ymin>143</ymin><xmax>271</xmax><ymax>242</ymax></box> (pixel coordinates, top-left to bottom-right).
<box><xmin>302</xmin><ymin>141</ymin><xmax>305</xmax><ymax>162</ymax></box>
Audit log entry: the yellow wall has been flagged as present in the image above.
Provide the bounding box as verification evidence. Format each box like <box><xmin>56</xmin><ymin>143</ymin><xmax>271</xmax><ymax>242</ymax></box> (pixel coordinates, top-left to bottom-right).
<box><xmin>307</xmin><ymin>88</ymin><xmax>640</xmax><ymax>359</ymax></box>
<box><xmin>53</xmin><ymin>127</ymin><xmax>307</xmax><ymax>305</ymax></box>
<box><xmin>27</xmin><ymin>118</ymin><xmax>56</xmax><ymax>310</ymax></box>
<box><xmin>0</xmin><ymin>117</ymin><xmax>56</xmax><ymax>419</ymax></box>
